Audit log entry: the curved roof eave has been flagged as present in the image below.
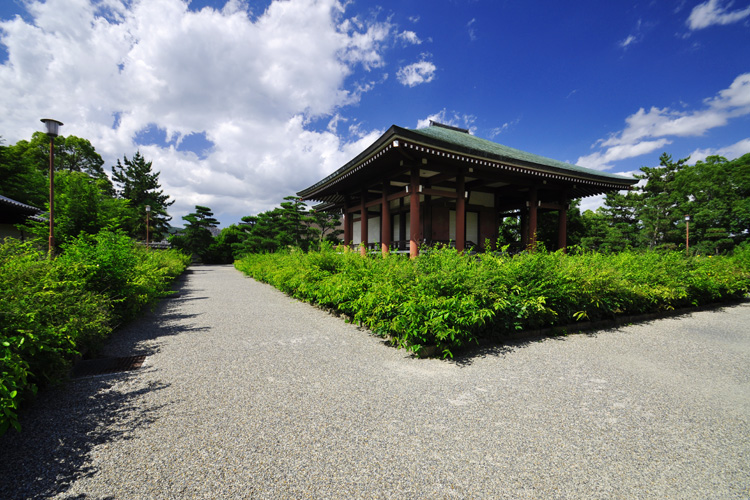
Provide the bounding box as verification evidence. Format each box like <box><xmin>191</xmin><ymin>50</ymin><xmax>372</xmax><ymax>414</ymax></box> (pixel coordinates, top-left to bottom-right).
<box><xmin>297</xmin><ymin>124</ymin><xmax>638</xmax><ymax>200</ymax></box>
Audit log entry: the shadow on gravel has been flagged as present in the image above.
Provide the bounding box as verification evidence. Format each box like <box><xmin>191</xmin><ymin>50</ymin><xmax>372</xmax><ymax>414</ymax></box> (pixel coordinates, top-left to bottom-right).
<box><xmin>97</xmin><ymin>271</ymin><xmax>210</xmax><ymax>359</ymax></box>
<box><xmin>448</xmin><ymin>301</ymin><xmax>747</xmax><ymax>367</ymax></box>
<box><xmin>0</xmin><ymin>270</ymin><xmax>205</xmax><ymax>500</ymax></box>
<box><xmin>0</xmin><ymin>376</ymin><xmax>169</xmax><ymax>500</ymax></box>
<box><xmin>450</xmin><ymin>323</ymin><xmax>645</xmax><ymax>367</ymax></box>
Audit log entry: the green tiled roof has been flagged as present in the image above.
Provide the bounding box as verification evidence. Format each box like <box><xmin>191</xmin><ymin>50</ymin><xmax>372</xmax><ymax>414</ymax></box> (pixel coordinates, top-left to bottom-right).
<box><xmin>298</xmin><ymin>123</ymin><xmax>636</xmax><ymax>201</ymax></box>
<box><xmin>409</xmin><ymin>124</ymin><xmax>629</xmax><ymax>181</ymax></box>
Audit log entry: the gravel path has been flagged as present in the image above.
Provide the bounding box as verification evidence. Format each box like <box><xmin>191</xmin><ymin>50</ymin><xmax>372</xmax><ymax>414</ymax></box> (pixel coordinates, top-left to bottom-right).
<box><xmin>1</xmin><ymin>264</ymin><xmax>749</xmax><ymax>499</ymax></box>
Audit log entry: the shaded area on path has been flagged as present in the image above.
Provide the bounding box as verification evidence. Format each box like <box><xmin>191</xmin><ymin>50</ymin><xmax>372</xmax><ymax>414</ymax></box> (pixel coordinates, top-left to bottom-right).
<box><xmin>0</xmin><ymin>271</ymin><xmax>203</xmax><ymax>500</ymax></box>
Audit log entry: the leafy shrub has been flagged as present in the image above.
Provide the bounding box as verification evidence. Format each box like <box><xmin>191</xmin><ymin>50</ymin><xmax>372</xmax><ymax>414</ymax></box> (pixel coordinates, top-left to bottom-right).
<box><xmin>0</xmin><ymin>232</ymin><xmax>189</xmax><ymax>435</ymax></box>
<box><xmin>58</xmin><ymin>231</ymin><xmax>190</xmax><ymax>323</ymax></box>
<box><xmin>236</xmin><ymin>247</ymin><xmax>750</xmax><ymax>359</ymax></box>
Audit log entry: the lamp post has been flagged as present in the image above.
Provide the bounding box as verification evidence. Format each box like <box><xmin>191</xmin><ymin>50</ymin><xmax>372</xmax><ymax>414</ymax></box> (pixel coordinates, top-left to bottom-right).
<box><xmin>685</xmin><ymin>214</ymin><xmax>691</xmax><ymax>256</ymax></box>
<box><xmin>145</xmin><ymin>205</ymin><xmax>151</xmax><ymax>245</ymax></box>
<box><xmin>40</xmin><ymin>118</ymin><xmax>63</xmax><ymax>259</ymax></box>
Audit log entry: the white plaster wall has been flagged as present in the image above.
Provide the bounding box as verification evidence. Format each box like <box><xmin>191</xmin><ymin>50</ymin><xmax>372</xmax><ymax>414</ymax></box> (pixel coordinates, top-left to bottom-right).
<box><xmin>352</xmin><ymin>216</ymin><xmax>381</xmax><ymax>244</ymax></box>
<box><xmin>449</xmin><ymin>210</ymin><xmax>479</xmax><ymax>243</ymax></box>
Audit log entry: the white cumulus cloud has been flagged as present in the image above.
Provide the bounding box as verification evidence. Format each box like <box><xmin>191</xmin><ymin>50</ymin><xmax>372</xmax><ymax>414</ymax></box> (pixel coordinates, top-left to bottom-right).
<box><xmin>397</xmin><ymin>30</ymin><xmax>422</xmax><ymax>45</ymax></box>
<box><xmin>577</xmin><ymin>72</ymin><xmax>750</xmax><ymax>170</ymax></box>
<box><xmin>0</xmin><ymin>0</ymin><xmax>420</xmax><ymax>225</ymax></box>
<box><xmin>687</xmin><ymin>0</ymin><xmax>750</xmax><ymax>30</ymax></box>
<box><xmin>689</xmin><ymin>137</ymin><xmax>750</xmax><ymax>163</ymax></box>
<box><xmin>396</xmin><ymin>58</ymin><xmax>436</xmax><ymax>87</ymax></box>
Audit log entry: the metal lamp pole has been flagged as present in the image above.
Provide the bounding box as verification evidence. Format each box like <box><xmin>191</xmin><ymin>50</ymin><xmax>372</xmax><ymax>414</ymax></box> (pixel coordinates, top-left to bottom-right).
<box><xmin>685</xmin><ymin>214</ymin><xmax>691</xmax><ymax>256</ymax></box>
<box><xmin>145</xmin><ymin>205</ymin><xmax>151</xmax><ymax>245</ymax></box>
<box><xmin>40</xmin><ymin>119</ymin><xmax>63</xmax><ymax>259</ymax></box>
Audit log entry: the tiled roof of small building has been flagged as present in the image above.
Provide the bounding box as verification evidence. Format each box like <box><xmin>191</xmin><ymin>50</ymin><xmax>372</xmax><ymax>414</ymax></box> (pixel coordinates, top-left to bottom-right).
<box><xmin>0</xmin><ymin>195</ymin><xmax>43</xmax><ymax>214</ymax></box>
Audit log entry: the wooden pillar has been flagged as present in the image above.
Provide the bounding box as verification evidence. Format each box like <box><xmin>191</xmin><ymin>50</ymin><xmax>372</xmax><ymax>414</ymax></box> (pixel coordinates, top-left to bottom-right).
<box><xmin>520</xmin><ymin>211</ymin><xmax>528</xmax><ymax>247</ymax></box>
<box><xmin>343</xmin><ymin>208</ymin><xmax>352</xmax><ymax>250</ymax></box>
<box><xmin>528</xmin><ymin>186</ymin><xmax>538</xmax><ymax>251</ymax></box>
<box><xmin>381</xmin><ymin>183</ymin><xmax>391</xmax><ymax>256</ymax></box>
<box><xmin>492</xmin><ymin>193</ymin><xmax>501</xmax><ymax>248</ymax></box>
<box><xmin>424</xmin><ymin>195</ymin><xmax>432</xmax><ymax>244</ymax></box>
<box><xmin>456</xmin><ymin>170</ymin><xmax>466</xmax><ymax>252</ymax></box>
<box><xmin>360</xmin><ymin>192</ymin><xmax>368</xmax><ymax>256</ymax></box>
<box><xmin>409</xmin><ymin>167</ymin><xmax>420</xmax><ymax>258</ymax></box>
<box><xmin>558</xmin><ymin>199</ymin><xmax>568</xmax><ymax>252</ymax></box>
<box><xmin>398</xmin><ymin>198</ymin><xmax>406</xmax><ymax>250</ymax></box>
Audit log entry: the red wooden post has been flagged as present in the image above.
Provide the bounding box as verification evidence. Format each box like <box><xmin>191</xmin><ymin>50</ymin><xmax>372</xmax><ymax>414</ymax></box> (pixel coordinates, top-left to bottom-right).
<box><xmin>409</xmin><ymin>167</ymin><xmax>420</xmax><ymax>258</ymax></box>
<box><xmin>528</xmin><ymin>186</ymin><xmax>538</xmax><ymax>251</ymax></box>
<box><xmin>456</xmin><ymin>170</ymin><xmax>466</xmax><ymax>252</ymax></box>
<box><xmin>360</xmin><ymin>193</ymin><xmax>368</xmax><ymax>257</ymax></box>
<box><xmin>381</xmin><ymin>183</ymin><xmax>391</xmax><ymax>256</ymax></box>
<box><xmin>557</xmin><ymin>198</ymin><xmax>567</xmax><ymax>252</ymax></box>
<box><xmin>343</xmin><ymin>208</ymin><xmax>351</xmax><ymax>251</ymax></box>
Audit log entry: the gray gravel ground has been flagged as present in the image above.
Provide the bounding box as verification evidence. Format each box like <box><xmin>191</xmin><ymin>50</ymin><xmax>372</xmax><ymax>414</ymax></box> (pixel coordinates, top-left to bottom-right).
<box><xmin>1</xmin><ymin>264</ymin><xmax>749</xmax><ymax>499</ymax></box>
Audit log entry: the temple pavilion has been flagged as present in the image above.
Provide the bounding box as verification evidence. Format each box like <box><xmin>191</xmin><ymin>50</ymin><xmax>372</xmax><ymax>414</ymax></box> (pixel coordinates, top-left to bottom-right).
<box><xmin>298</xmin><ymin>121</ymin><xmax>637</xmax><ymax>257</ymax></box>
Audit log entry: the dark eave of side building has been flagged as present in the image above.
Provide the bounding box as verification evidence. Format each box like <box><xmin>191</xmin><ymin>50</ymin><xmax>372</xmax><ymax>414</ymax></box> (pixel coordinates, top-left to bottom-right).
<box><xmin>0</xmin><ymin>195</ymin><xmax>45</xmax><ymax>225</ymax></box>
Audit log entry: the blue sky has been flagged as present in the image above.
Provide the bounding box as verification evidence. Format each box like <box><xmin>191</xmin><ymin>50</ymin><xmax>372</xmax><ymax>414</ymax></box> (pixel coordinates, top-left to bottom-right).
<box><xmin>1</xmin><ymin>0</ymin><xmax>749</xmax><ymax>227</ymax></box>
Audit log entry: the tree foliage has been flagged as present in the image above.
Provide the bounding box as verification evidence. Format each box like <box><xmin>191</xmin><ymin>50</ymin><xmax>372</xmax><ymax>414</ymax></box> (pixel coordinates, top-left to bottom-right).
<box><xmin>3</xmin><ymin>133</ymin><xmax>135</xmax><ymax>249</ymax></box>
<box><xmin>169</xmin><ymin>205</ymin><xmax>219</xmax><ymax>261</ymax></box>
<box><xmin>233</xmin><ymin>197</ymin><xmax>342</xmax><ymax>255</ymax></box>
<box><xmin>111</xmin><ymin>151</ymin><xmax>173</xmax><ymax>240</ymax></box>
<box><xmin>22</xmin><ymin>171</ymin><xmax>130</xmax><ymax>247</ymax></box>
<box><xmin>582</xmin><ymin>152</ymin><xmax>750</xmax><ymax>254</ymax></box>
<box><xmin>11</xmin><ymin>132</ymin><xmax>111</xmax><ymax>187</ymax></box>
<box><xmin>1</xmin><ymin>133</ymin><xmax>111</xmax><ymax>208</ymax></box>
<box><xmin>0</xmin><ymin>137</ymin><xmax>47</xmax><ymax>207</ymax></box>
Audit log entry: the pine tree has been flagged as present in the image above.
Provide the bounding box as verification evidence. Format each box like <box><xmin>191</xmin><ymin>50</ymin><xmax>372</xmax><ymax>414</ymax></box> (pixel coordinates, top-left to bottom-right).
<box><xmin>170</xmin><ymin>205</ymin><xmax>219</xmax><ymax>260</ymax></box>
<box><xmin>634</xmin><ymin>153</ymin><xmax>689</xmax><ymax>249</ymax></box>
<box><xmin>111</xmin><ymin>152</ymin><xmax>173</xmax><ymax>240</ymax></box>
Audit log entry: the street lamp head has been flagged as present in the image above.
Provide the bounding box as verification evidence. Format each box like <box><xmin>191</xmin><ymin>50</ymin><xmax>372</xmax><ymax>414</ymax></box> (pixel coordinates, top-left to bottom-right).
<box><xmin>685</xmin><ymin>214</ymin><xmax>691</xmax><ymax>222</ymax></box>
<box><xmin>40</xmin><ymin>118</ymin><xmax>64</xmax><ymax>137</ymax></box>
<box><xmin>145</xmin><ymin>205</ymin><xmax>151</xmax><ymax>212</ymax></box>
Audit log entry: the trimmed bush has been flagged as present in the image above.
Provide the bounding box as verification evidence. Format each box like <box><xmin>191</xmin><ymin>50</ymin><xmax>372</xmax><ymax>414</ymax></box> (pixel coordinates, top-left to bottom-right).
<box><xmin>236</xmin><ymin>245</ymin><xmax>750</xmax><ymax>359</ymax></box>
<box><xmin>0</xmin><ymin>232</ymin><xmax>189</xmax><ymax>435</ymax></box>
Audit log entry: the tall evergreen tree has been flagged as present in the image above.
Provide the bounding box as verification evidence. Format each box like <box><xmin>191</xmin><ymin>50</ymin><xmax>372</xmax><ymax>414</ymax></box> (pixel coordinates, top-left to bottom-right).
<box><xmin>231</xmin><ymin>196</ymin><xmax>342</xmax><ymax>255</ymax></box>
<box><xmin>634</xmin><ymin>153</ymin><xmax>690</xmax><ymax>249</ymax></box>
<box><xmin>111</xmin><ymin>152</ymin><xmax>173</xmax><ymax>240</ymax></box>
<box><xmin>578</xmin><ymin>151</ymin><xmax>749</xmax><ymax>254</ymax></box>
<box><xmin>598</xmin><ymin>190</ymin><xmax>640</xmax><ymax>251</ymax></box>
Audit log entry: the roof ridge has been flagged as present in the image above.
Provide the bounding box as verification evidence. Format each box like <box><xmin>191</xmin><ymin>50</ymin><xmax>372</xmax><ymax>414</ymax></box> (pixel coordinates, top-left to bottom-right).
<box><xmin>410</xmin><ymin>125</ymin><xmax>631</xmax><ymax>181</ymax></box>
<box><xmin>428</xmin><ymin>121</ymin><xmax>470</xmax><ymax>134</ymax></box>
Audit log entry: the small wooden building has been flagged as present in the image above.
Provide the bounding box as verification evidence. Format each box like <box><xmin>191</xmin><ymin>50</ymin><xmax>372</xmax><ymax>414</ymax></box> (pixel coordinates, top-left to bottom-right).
<box><xmin>298</xmin><ymin>122</ymin><xmax>637</xmax><ymax>257</ymax></box>
<box><xmin>0</xmin><ymin>195</ymin><xmax>43</xmax><ymax>241</ymax></box>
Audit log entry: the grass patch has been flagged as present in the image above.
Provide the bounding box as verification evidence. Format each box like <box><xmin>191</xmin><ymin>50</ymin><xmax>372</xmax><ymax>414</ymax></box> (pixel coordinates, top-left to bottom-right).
<box><xmin>236</xmin><ymin>244</ymin><xmax>750</xmax><ymax>359</ymax></box>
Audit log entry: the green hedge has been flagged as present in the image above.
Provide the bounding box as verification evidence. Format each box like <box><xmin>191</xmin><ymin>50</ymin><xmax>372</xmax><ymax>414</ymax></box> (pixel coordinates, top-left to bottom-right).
<box><xmin>0</xmin><ymin>231</ymin><xmax>190</xmax><ymax>435</ymax></box>
<box><xmin>236</xmin><ymin>244</ymin><xmax>750</xmax><ymax>358</ymax></box>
